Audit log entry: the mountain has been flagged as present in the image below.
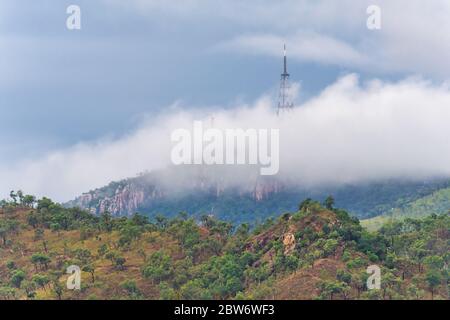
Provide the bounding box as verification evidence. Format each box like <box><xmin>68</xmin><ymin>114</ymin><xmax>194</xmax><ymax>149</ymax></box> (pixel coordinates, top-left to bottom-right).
<box><xmin>66</xmin><ymin>167</ymin><xmax>450</xmax><ymax>225</ymax></box>
<box><xmin>362</xmin><ymin>186</ymin><xmax>450</xmax><ymax>231</ymax></box>
<box><xmin>1</xmin><ymin>199</ymin><xmax>448</xmax><ymax>300</ymax></box>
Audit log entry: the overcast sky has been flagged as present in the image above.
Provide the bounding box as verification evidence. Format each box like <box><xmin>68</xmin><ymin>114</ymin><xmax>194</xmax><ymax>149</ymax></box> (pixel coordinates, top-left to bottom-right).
<box><xmin>2</xmin><ymin>1</ymin><xmax>450</xmax><ymax>200</ymax></box>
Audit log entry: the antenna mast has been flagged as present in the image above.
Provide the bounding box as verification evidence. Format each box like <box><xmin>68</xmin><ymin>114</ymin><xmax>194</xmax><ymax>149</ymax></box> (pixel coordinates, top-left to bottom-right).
<box><xmin>277</xmin><ymin>44</ymin><xmax>294</xmax><ymax>115</ymax></box>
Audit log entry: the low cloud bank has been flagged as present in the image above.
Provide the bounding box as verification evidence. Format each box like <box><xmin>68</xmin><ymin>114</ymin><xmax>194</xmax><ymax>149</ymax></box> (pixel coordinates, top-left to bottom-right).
<box><xmin>2</xmin><ymin>74</ymin><xmax>450</xmax><ymax>201</ymax></box>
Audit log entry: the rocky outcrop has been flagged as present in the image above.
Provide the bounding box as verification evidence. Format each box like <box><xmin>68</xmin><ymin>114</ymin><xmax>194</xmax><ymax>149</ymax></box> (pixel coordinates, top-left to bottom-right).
<box><xmin>282</xmin><ymin>232</ymin><xmax>296</xmax><ymax>255</ymax></box>
<box><xmin>253</xmin><ymin>180</ymin><xmax>283</xmax><ymax>201</ymax></box>
<box><xmin>67</xmin><ymin>181</ymin><xmax>165</xmax><ymax>216</ymax></box>
<box><xmin>66</xmin><ymin>172</ymin><xmax>285</xmax><ymax>217</ymax></box>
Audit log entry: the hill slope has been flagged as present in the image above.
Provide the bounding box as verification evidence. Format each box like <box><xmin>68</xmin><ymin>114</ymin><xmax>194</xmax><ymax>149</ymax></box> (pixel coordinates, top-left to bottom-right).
<box><xmin>362</xmin><ymin>187</ymin><xmax>450</xmax><ymax>231</ymax></box>
<box><xmin>1</xmin><ymin>198</ymin><xmax>448</xmax><ymax>300</ymax></box>
<box><xmin>66</xmin><ymin>168</ymin><xmax>450</xmax><ymax>224</ymax></box>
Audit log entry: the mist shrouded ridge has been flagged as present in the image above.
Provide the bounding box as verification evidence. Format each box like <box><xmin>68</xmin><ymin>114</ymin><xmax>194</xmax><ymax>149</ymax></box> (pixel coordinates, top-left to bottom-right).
<box><xmin>2</xmin><ymin>74</ymin><xmax>450</xmax><ymax>202</ymax></box>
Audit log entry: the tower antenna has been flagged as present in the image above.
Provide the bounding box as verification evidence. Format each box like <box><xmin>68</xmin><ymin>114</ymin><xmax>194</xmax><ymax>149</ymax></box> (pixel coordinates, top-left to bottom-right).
<box><xmin>277</xmin><ymin>44</ymin><xmax>294</xmax><ymax>115</ymax></box>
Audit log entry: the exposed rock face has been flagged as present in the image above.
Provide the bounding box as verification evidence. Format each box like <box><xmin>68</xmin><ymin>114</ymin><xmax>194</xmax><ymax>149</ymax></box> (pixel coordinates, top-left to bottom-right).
<box><xmin>283</xmin><ymin>232</ymin><xmax>296</xmax><ymax>255</ymax></box>
<box><xmin>66</xmin><ymin>171</ymin><xmax>284</xmax><ymax>217</ymax></box>
<box><xmin>98</xmin><ymin>184</ymin><xmax>146</xmax><ymax>215</ymax></box>
<box><xmin>65</xmin><ymin>170</ymin><xmax>450</xmax><ymax>221</ymax></box>
<box><xmin>67</xmin><ymin>181</ymin><xmax>165</xmax><ymax>216</ymax></box>
<box><xmin>253</xmin><ymin>180</ymin><xmax>283</xmax><ymax>201</ymax></box>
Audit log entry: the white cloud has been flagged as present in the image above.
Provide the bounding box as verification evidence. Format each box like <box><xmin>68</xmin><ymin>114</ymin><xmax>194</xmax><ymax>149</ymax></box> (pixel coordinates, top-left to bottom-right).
<box><xmin>215</xmin><ymin>31</ymin><xmax>369</xmax><ymax>68</ymax></box>
<box><xmin>2</xmin><ymin>74</ymin><xmax>450</xmax><ymax>202</ymax></box>
<box><xmin>109</xmin><ymin>0</ymin><xmax>450</xmax><ymax>78</ymax></box>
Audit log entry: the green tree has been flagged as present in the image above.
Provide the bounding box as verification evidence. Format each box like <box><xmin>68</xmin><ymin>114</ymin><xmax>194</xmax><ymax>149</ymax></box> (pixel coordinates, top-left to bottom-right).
<box><xmin>323</xmin><ymin>239</ymin><xmax>339</xmax><ymax>257</ymax></box>
<box><xmin>82</xmin><ymin>264</ymin><xmax>96</xmax><ymax>283</ymax></box>
<box><xmin>324</xmin><ymin>195</ymin><xmax>335</xmax><ymax>210</ymax></box>
<box><xmin>52</xmin><ymin>280</ymin><xmax>64</xmax><ymax>300</ymax></box>
<box><xmin>30</xmin><ymin>253</ymin><xmax>51</xmax><ymax>271</ymax></box>
<box><xmin>318</xmin><ymin>280</ymin><xmax>347</xmax><ymax>300</ymax></box>
<box><xmin>21</xmin><ymin>280</ymin><xmax>36</xmax><ymax>299</ymax></box>
<box><xmin>159</xmin><ymin>282</ymin><xmax>177</xmax><ymax>300</ymax></box>
<box><xmin>0</xmin><ymin>219</ymin><xmax>20</xmax><ymax>246</ymax></box>
<box><xmin>22</xmin><ymin>194</ymin><xmax>36</xmax><ymax>208</ymax></box>
<box><xmin>0</xmin><ymin>286</ymin><xmax>16</xmax><ymax>300</ymax></box>
<box><xmin>142</xmin><ymin>251</ymin><xmax>173</xmax><ymax>284</ymax></box>
<box><xmin>425</xmin><ymin>270</ymin><xmax>442</xmax><ymax>300</ymax></box>
<box><xmin>32</xmin><ymin>274</ymin><xmax>50</xmax><ymax>290</ymax></box>
<box><xmin>424</xmin><ymin>255</ymin><xmax>444</xmax><ymax>271</ymax></box>
<box><xmin>120</xmin><ymin>280</ymin><xmax>142</xmax><ymax>299</ymax></box>
<box><xmin>74</xmin><ymin>248</ymin><xmax>92</xmax><ymax>265</ymax></box>
<box><xmin>105</xmin><ymin>251</ymin><xmax>126</xmax><ymax>270</ymax></box>
<box><xmin>10</xmin><ymin>270</ymin><xmax>26</xmax><ymax>288</ymax></box>
<box><xmin>180</xmin><ymin>279</ymin><xmax>212</xmax><ymax>300</ymax></box>
<box><xmin>6</xmin><ymin>260</ymin><xmax>16</xmax><ymax>270</ymax></box>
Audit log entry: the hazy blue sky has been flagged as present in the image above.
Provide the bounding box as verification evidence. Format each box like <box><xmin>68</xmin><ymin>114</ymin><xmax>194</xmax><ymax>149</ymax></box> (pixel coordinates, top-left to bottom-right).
<box><xmin>2</xmin><ymin>1</ymin><xmax>450</xmax><ymax>199</ymax></box>
<box><xmin>0</xmin><ymin>1</ymin><xmax>381</xmax><ymax>159</ymax></box>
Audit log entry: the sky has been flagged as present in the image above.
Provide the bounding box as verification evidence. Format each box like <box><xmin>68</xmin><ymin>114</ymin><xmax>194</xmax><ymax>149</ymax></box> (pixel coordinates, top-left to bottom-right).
<box><xmin>2</xmin><ymin>1</ymin><xmax>450</xmax><ymax>201</ymax></box>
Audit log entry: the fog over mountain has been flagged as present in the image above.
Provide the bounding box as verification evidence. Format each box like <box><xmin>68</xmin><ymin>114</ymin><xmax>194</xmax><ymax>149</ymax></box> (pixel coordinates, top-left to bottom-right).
<box><xmin>2</xmin><ymin>74</ymin><xmax>450</xmax><ymax>202</ymax></box>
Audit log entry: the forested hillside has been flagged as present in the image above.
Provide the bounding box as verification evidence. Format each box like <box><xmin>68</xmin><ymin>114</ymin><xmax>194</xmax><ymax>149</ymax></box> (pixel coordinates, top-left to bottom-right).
<box><xmin>362</xmin><ymin>187</ymin><xmax>450</xmax><ymax>231</ymax></box>
<box><xmin>67</xmin><ymin>170</ymin><xmax>450</xmax><ymax>224</ymax></box>
<box><xmin>0</xmin><ymin>193</ymin><xmax>449</xmax><ymax>300</ymax></box>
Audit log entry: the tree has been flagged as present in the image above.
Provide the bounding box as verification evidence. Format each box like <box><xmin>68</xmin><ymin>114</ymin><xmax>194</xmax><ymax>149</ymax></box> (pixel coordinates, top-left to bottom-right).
<box><xmin>82</xmin><ymin>264</ymin><xmax>96</xmax><ymax>283</ymax></box>
<box><xmin>131</xmin><ymin>212</ymin><xmax>149</xmax><ymax>226</ymax></box>
<box><xmin>21</xmin><ymin>280</ymin><xmax>36</xmax><ymax>299</ymax></box>
<box><xmin>180</xmin><ymin>279</ymin><xmax>212</xmax><ymax>300</ymax></box>
<box><xmin>36</xmin><ymin>197</ymin><xmax>55</xmax><ymax>211</ymax></box>
<box><xmin>381</xmin><ymin>270</ymin><xmax>401</xmax><ymax>300</ymax></box>
<box><xmin>155</xmin><ymin>214</ymin><xmax>168</xmax><ymax>230</ymax></box>
<box><xmin>114</xmin><ymin>256</ymin><xmax>126</xmax><ymax>270</ymax></box>
<box><xmin>424</xmin><ymin>255</ymin><xmax>444</xmax><ymax>271</ymax></box>
<box><xmin>425</xmin><ymin>270</ymin><xmax>442</xmax><ymax>300</ymax></box>
<box><xmin>16</xmin><ymin>190</ymin><xmax>24</xmax><ymax>205</ymax></box>
<box><xmin>118</xmin><ymin>222</ymin><xmax>143</xmax><ymax>247</ymax></box>
<box><xmin>168</xmin><ymin>218</ymin><xmax>201</xmax><ymax>254</ymax></box>
<box><xmin>22</xmin><ymin>194</ymin><xmax>36</xmax><ymax>208</ymax></box>
<box><xmin>324</xmin><ymin>195</ymin><xmax>335</xmax><ymax>210</ymax></box>
<box><xmin>137</xmin><ymin>248</ymin><xmax>147</xmax><ymax>263</ymax></box>
<box><xmin>120</xmin><ymin>280</ymin><xmax>141</xmax><ymax>299</ymax></box>
<box><xmin>337</xmin><ymin>270</ymin><xmax>352</xmax><ymax>285</ymax></box>
<box><xmin>50</xmin><ymin>223</ymin><xmax>62</xmax><ymax>235</ymax></box>
<box><xmin>142</xmin><ymin>251</ymin><xmax>173</xmax><ymax>284</ymax></box>
<box><xmin>0</xmin><ymin>219</ymin><xmax>19</xmax><ymax>246</ymax></box>
<box><xmin>0</xmin><ymin>286</ymin><xmax>16</xmax><ymax>300</ymax></box>
<box><xmin>74</xmin><ymin>248</ymin><xmax>92</xmax><ymax>265</ymax></box>
<box><xmin>409</xmin><ymin>240</ymin><xmax>428</xmax><ymax>273</ymax></box>
<box><xmin>97</xmin><ymin>243</ymin><xmax>108</xmax><ymax>257</ymax></box>
<box><xmin>34</xmin><ymin>228</ymin><xmax>44</xmax><ymax>241</ymax></box>
<box><xmin>323</xmin><ymin>239</ymin><xmax>339</xmax><ymax>257</ymax></box>
<box><xmin>318</xmin><ymin>280</ymin><xmax>347</xmax><ymax>300</ymax></box>
<box><xmin>380</xmin><ymin>221</ymin><xmax>402</xmax><ymax>247</ymax></box>
<box><xmin>159</xmin><ymin>282</ymin><xmax>177</xmax><ymax>300</ymax></box>
<box><xmin>298</xmin><ymin>198</ymin><xmax>313</xmax><ymax>212</ymax></box>
<box><xmin>100</xmin><ymin>211</ymin><xmax>113</xmax><ymax>232</ymax></box>
<box><xmin>30</xmin><ymin>253</ymin><xmax>51</xmax><ymax>271</ymax></box>
<box><xmin>10</xmin><ymin>270</ymin><xmax>26</xmax><ymax>288</ymax></box>
<box><xmin>6</xmin><ymin>260</ymin><xmax>16</xmax><ymax>270</ymax></box>
<box><xmin>105</xmin><ymin>251</ymin><xmax>126</xmax><ymax>270</ymax></box>
<box><xmin>52</xmin><ymin>280</ymin><xmax>64</xmax><ymax>300</ymax></box>
<box><xmin>26</xmin><ymin>213</ymin><xmax>39</xmax><ymax>229</ymax></box>
<box><xmin>407</xmin><ymin>283</ymin><xmax>424</xmax><ymax>299</ymax></box>
<box><xmin>32</xmin><ymin>274</ymin><xmax>50</xmax><ymax>290</ymax></box>
<box><xmin>351</xmin><ymin>272</ymin><xmax>368</xmax><ymax>298</ymax></box>
<box><xmin>9</xmin><ymin>191</ymin><xmax>17</xmax><ymax>205</ymax></box>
